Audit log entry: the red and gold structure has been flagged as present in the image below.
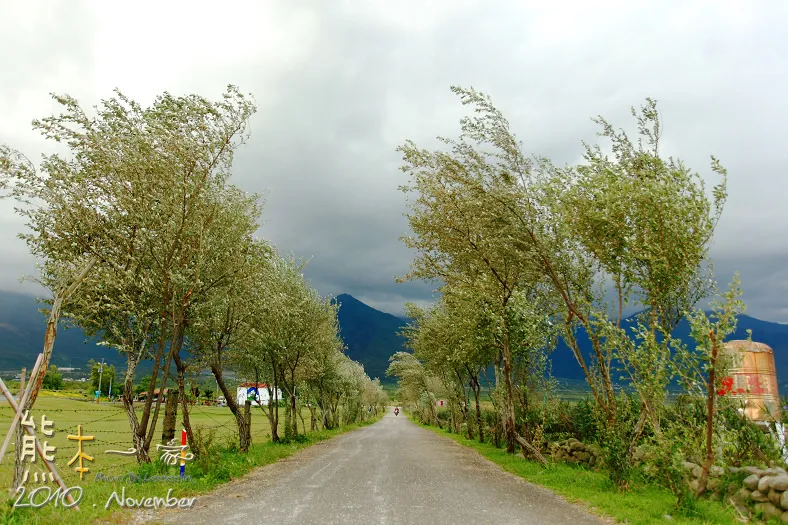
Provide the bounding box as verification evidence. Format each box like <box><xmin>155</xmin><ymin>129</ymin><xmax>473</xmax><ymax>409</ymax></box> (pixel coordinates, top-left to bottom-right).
<box><xmin>723</xmin><ymin>340</ymin><xmax>782</xmax><ymax>423</ymax></box>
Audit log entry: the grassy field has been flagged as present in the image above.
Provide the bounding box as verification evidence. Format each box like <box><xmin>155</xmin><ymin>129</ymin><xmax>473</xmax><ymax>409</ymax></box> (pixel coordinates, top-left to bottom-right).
<box><xmin>419</xmin><ymin>422</ymin><xmax>741</xmax><ymax>525</ymax></box>
<box><xmin>0</xmin><ymin>392</ymin><xmax>376</xmax><ymax>525</ymax></box>
<box><xmin>0</xmin><ymin>392</ymin><xmax>281</xmax><ymax>489</ymax></box>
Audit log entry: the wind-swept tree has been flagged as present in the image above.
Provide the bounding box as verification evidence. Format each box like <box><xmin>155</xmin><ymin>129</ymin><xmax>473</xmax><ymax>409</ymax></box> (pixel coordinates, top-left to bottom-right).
<box><xmin>236</xmin><ymin>255</ymin><xmax>346</xmax><ymax>440</ymax></box>
<box><xmin>564</xmin><ymin>99</ymin><xmax>727</xmax><ymax>437</ymax></box>
<box><xmin>3</xmin><ymin>85</ymin><xmax>256</xmax><ymax>462</ymax></box>
<box><xmin>398</xmin><ymin>88</ymin><xmax>728</xmax><ymax>481</ymax></box>
<box><xmin>188</xmin><ymin>236</ymin><xmax>271</xmax><ymax>452</ymax></box>
<box><xmin>397</xmin><ymin>88</ymin><xmax>554</xmax><ymax>454</ymax></box>
<box><xmin>387</xmin><ymin>351</ymin><xmax>444</xmax><ymax>425</ymax></box>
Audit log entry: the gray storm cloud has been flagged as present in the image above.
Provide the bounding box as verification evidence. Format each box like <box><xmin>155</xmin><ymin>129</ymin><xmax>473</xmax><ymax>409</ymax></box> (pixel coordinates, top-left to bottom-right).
<box><xmin>1</xmin><ymin>1</ymin><xmax>786</xmax><ymax>321</ymax></box>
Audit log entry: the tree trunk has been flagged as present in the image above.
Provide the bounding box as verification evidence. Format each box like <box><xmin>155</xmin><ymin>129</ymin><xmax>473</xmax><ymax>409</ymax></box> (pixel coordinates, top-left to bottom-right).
<box><xmin>290</xmin><ymin>392</ymin><xmax>298</xmax><ymax>438</ymax></box>
<box><xmin>172</xmin><ymin>349</ymin><xmax>198</xmax><ymax>455</ymax></box>
<box><xmin>627</xmin><ymin>405</ymin><xmax>648</xmax><ymax>464</ymax></box>
<box><xmin>249</xmin><ymin>366</ymin><xmax>278</xmax><ymax>444</ymax></box>
<box><xmin>272</xmin><ymin>388</ymin><xmax>280</xmax><ymax>442</ymax></box>
<box><xmin>14</xmin><ymin>255</ymin><xmax>97</xmax><ymax>485</ymax></box>
<box><xmin>211</xmin><ymin>364</ymin><xmax>251</xmax><ymax>453</ymax></box>
<box><xmin>162</xmin><ymin>389</ymin><xmax>179</xmax><ymax>444</ymax></box>
<box><xmin>145</xmin><ymin>315</ymin><xmax>185</xmax><ymax>452</ymax></box>
<box><xmin>697</xmin><ymin>330</ymin><xmax>719</xmax><ymax>497</ymax></box>
<box><xmin>11</xmin><ymin>369</ymin><xmax>23</xmax><ymax>489</ymax></box>
<box><xmin>25</xmin><ymin>256</ymin><xmax>97</xmax><ymax>410</ymax></box>
<box><xmin>464</xmin><ymin>399</ymin><xmax>473</xmax><ymax>439</ymax></box>
<box><xmin>471</xmin><ymin>374</ymin><xmax>484</xmax><ymax>443</ymax></box>
<box><xmin>13</xmin><ymin>421</ymin><xmax>22</xmax><ymax>491</ymax></box>
<box><xmin>515</xmin><ymin>433</ymin><xmax>548</xmax><ymax>468</ymax></box>
<box><xmin>138</xmin><ymin>296</ymin><xmax>171</xmax><ymax>453</ymax></box>
<box><xmin>121</xmin><ymin>355</ymin><xmax>150</xmax><ymax>463</ymax></box>
<box><xmin>298</xmin><ymin>406</ymin><xmax>307</xmax><ymax>435</ymax></box>
<box><xmin>502</xmin><ymin>338</ymin><xmax>517</xmax><ymax>453</ymax></box>
<box><xmin>265</xmin><ymin>386</ymin><xmax>280</xmax><ymax>443</ymax></box>
<box><xmin>269</xmin><ymin>358</ymin><xmax>280</xmax><ymax>442</ymax></box>
<box><xmin>239</xmin><ymin>401</ymin><xmax>251</xmax><ymax>452</ymax></box>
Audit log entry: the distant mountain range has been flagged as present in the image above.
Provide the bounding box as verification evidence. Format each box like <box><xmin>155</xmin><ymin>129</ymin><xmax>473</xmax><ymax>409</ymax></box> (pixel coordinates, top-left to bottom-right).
<box><xmin>550</xmin><ymin>314</ymin><xmax>788</xmax><ymax>390</ymax></box>
<box><xmin>0</xmin><ymin>290</ymin><xmax>119</xmax><ymax>371</ymax></box>
<box><xmin>2</xmin><ymin>289</ymin><xmax>787</xmax><ymax>392</ymax></box>
<box><xmin>0</xmin><ymin>290</ymin><xmax>409</xmax><ymax>383</ymax></box>
<box><xmin>332</xmin><ymin>294</ymin><xmax>408</xmax><ymax>382</ymax></box>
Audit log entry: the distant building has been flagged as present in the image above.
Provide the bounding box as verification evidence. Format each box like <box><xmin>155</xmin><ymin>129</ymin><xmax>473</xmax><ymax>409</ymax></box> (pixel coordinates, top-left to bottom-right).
<box><xmin>135</xmin><ymin>388</ymin><xmax>169</xmax><ymax>402</ymax></box>
<box><xmin>236</xmin><ymin>382</ymin><xmax>283</xmax><ymax>406</ymax></box>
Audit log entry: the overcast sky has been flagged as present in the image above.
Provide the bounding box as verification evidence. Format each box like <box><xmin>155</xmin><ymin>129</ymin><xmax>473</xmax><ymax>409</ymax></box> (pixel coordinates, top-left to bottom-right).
<box><xmin>1</xmin><ymin>1</ymin><xmax>786</xmax><ymax>321</ymax></box>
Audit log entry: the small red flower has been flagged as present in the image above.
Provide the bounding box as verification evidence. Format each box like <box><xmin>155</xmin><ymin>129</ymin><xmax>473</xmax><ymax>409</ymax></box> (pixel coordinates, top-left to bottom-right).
<box><xmin>737</xmin><ymin>388</ymin><xmax>746</xmax><ymax>394</ymax></box>
<box><xmin>717</xmin><ymin>389</ymin><xmax>726</xmax><ymax>396</ymax></box>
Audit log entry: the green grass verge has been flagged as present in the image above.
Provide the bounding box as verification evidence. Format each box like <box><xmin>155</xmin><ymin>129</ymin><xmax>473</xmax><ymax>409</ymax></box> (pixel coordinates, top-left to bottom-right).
<box><xmin>0</xmin><ymin>396</ymin><xmax>382</xmax><ymax>525</ymax></box>
<box><xmin>418</xmin><ymin>422</ymin><xmax>741</xmax><ymax>525</ymax></box>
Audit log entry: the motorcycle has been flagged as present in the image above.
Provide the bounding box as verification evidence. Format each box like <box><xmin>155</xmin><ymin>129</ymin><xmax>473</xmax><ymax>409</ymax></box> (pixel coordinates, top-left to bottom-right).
<box><xmin>394</xmin><ymin>407</ymin><xmax>400</xmax><ymax>416</ymax></box>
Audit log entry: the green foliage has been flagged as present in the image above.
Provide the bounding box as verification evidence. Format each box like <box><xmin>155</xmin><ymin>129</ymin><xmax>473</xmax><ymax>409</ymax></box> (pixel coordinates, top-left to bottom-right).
<box><xmin>597</xmin><ymin>394</ymin><xmax>642</xmax><ymax>490</ymax></box>
<box><xmin>718</xmin><ymin>406</ymin><xmax>782</xmax><ymax>466</ymax></box>
<box><xmin>638</xmin><ymin>431</ymin><xmax>700</xmax><ymax>515</ymax></box>
<box><xmin>395</xmin><ymin>85</ymin><xmax>738</xmax><ymax>503</ymax></box>
<box><xmin>190</xmin><ymin>424</ymin><xmax>218</xmax><ymax>458</ymax></box>
<box><xmin>136</xmin><ymin>457</ymin><xmax>170</xmax><ymax>477</ymax></box>
<box><xmin>539</xmin><ymin>398</ymin><xmax>599</xmax><ymax>443</ymax></box>
<box><xmin>0</xmin><ymin>497</ymin><xmax>21</xmax><ymax>525</ymax></box>
<box><xmin>570</xmin><ymin>399</ymin><xmax>599</xmax><ymax>442</ymax></box>
<box><xmin>135</xmin><ymin>375</ymin><xmax>151</xmax><ymax>396</ymax></box>
<box><xmin>41</xmin><ymin>365</ymin><xmax>63</xmax><ymax>390</ymax></box>
<box><xmin>436</xmin><ymin>407</ymin><xmax>452</xmax><ymax>426</ymax></box>
<box><xmin>87</xmin><ymin>359</ymin><xmax>115</xmax><ymax>395</ymax></box>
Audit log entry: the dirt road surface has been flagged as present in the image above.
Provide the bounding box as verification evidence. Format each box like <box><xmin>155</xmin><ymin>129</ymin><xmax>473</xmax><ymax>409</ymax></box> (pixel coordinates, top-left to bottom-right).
<box><xmin>152</xmin><ymin>408</ymin><xmax>605</xmax><ymax>524</ymax></box>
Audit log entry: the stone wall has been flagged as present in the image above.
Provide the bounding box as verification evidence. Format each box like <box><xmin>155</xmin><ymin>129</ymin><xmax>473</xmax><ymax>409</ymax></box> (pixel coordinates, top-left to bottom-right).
<box><xmin>684</xmin><ymin>462</ymin><xmax>788</xmax><ymax>522</ymax></box>
<box><xmin>549</xmin><ymin>438</ymin><xmax>603</xmax><ymax>469</ymax></box>
<box><xmin>551</xmin><ymin>439</ymin><xmax>788</xmax><ymax>521</ymax></box>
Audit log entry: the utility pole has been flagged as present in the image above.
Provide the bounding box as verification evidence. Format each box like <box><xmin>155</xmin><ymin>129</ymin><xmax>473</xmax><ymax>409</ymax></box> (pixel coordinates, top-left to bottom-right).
<box><xmin>18</xmin><ymin>368</ymin><xmax>26</xmax><ymax>401</ymax></box>
<box><xmin>96</xmin><ymin>358</ymin><xmax>104</xmax><ymax>403</ymax></box>
<box><xmin>108</xmin><ymin>376</ymin><xmax>113</xmax><ymax>402</ymax></box>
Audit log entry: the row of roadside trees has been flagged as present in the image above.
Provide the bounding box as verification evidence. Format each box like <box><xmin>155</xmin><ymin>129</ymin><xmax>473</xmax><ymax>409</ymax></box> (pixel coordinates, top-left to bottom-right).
<box><xmin>0</xmin><ymin>86</ymin><xmax>386</xmax><ymax>489</ymax></box>
<box><xmin>388</xmin><ymin>86</ymin><xmax>752</xmax><ymax>497</ymax></box>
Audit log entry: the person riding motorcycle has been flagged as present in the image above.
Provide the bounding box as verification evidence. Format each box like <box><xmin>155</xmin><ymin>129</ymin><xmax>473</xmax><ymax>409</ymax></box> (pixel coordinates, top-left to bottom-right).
<box><xmin>394</xmin><ymin>407</ymin><xmax>400</xmax><ymax>416</ymax></box>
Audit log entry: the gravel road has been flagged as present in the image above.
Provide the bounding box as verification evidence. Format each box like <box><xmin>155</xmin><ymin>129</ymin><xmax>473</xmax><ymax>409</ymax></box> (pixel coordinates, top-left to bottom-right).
<box><xmin>153</xmin><ymin>408</ymin><xmax>605</xmax><ymax>525</ymax></box>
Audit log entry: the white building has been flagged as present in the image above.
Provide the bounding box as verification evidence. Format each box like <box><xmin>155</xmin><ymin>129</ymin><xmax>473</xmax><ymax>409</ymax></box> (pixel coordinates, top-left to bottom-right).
<box><xmin>236</xmin><ymin>382</ymin><xmax>283</xmax><ymax>406</ymax></box>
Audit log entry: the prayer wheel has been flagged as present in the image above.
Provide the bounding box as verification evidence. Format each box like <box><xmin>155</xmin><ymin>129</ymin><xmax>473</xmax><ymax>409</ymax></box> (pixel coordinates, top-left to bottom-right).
<box><xmin>723</xmin><ymin>340</ymin><xmax>782</xmax><ymax>422</ymax></box>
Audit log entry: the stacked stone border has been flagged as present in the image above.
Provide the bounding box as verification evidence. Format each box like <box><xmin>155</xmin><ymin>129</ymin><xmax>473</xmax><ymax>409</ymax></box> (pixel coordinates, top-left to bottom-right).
<box><xmin>549</xmin><ymin>438</ymin><xmax>788</xmax><ymax>522</ymax></box>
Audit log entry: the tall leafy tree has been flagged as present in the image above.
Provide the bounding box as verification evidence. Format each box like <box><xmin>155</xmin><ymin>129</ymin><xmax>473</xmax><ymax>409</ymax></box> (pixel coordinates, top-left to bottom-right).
<box><xmin>3</xmin><ymin>85</ymin><xmax>256</xmax><ymax>462</ymax></box>
<box><xmin>188</xmin><ymin>237</ymin><xmax>271</xmax><ymax>452</ymax></box>
<box><xmin>88</xmin><ymin>359</ymin><xmax>116</xmax><ymax>396</ymax></box>
<box><xmin>564</xmin><ymin>99</ymin><xmax>727</xmax><ymax>435</ymax></box>
<box><xmin>397</xmin><ymin>86</ymin><xmax>552</xmax><ymax>454</ymax></box>
<box><xmin>41</xmin><ymin>365</ymin><xmax>63</xmax><ymax>390</ymax></box>
<box><xmin>396</xmin><ymin>87</ymin><xmax>728</xmax><ymax>482</ymax></box>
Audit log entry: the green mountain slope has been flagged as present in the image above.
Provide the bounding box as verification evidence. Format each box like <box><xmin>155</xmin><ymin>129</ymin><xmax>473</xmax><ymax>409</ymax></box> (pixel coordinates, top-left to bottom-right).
<box><xmin>0</xmin><ymin>290</ymin><xmax>410</xmax><ymax>382</ymax></box>
<box><xmin>332</xmin><ymin>294</ymin><xmax>408</xmax><ymax>382</ymax></box>
<box><xmin>0</xmin><ymin>290</ymin><xmax>121</xmax><ymax>371</ymax></box>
